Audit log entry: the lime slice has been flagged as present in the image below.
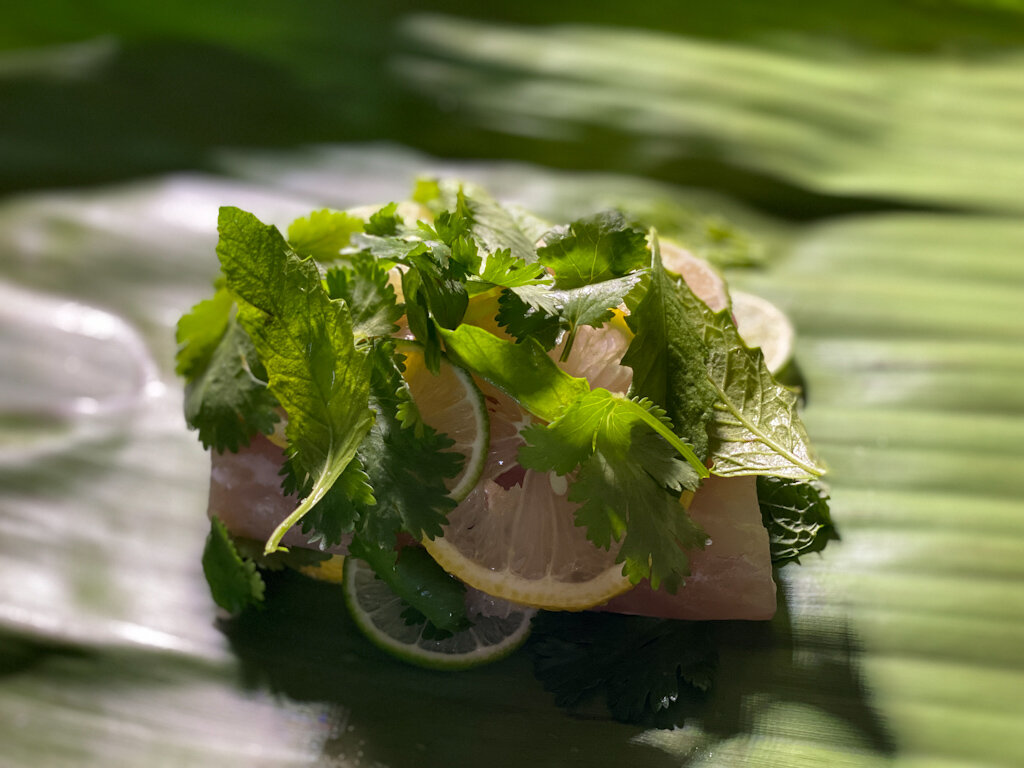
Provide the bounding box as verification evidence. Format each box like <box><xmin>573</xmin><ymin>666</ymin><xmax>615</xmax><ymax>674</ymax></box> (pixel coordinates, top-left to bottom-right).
<box><xmin>731</xmin><ymin>290</ymin><xmax>795</xmax><ymax>374</ymax></box>
<box><xmin>397</xmin><ymin>341</ymin><xmax>489</xmax><ymax>502</ymax></box>
<box><xmin>342</xmin><ymin>556</ymin><xmax>536</xmax><ymax>670</ymax></box>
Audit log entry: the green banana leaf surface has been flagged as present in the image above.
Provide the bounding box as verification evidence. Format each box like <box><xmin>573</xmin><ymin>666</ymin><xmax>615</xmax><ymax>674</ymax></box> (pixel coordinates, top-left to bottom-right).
<box><xmin>2</xmin><ymin>146</ymin><xmax>1022</xmax><ymax>767</ymax></box>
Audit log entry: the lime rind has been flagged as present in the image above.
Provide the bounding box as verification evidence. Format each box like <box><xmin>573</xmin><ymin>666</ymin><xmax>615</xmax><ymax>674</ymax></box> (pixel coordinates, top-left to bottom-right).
<box><xmin>342</xmin><ymin>557</ymin><xmax>535</xmax><ymax>670</ymax></box>
<box><xmin>443</xmin><ymin>363</ymin><xmax>489</xmax><ymax>502</ymax></box>
<box><xmin>730</xmin><ymin>290</ymin><xmax>795</xmax><ymax>375</ymax></box>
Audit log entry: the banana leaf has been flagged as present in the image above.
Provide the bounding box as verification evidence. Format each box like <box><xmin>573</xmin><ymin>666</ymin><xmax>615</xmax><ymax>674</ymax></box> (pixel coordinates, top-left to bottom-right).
<box><xmin>2</xmin><ymin>146</ymin><xmax>1022</xmax><ymax>767</ymax></box>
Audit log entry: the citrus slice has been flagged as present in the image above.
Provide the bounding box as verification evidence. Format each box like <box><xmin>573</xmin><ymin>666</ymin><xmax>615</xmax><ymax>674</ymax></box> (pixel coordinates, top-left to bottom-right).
<box><xmin>297</xmin><ymin>554</ymin><xmax>347</xmax><ymax>584</ymax></box>
<box><xmin>658</xmin><ymin>239</ymin><xmax>729</xmax><ymax>312</ymax></box>
<box><xmin>342</xmin><ymin>555</ymin><xmax>536</xmax><ymax>670</ymax></box>
<box><xmin>422</xmin><ymin>319</ymin><xmax>636</xmax><ymax>611</ymax></box>
<box><xmin>730</xmin><ymin>290</ymin><xmax>795</xmax><ymax>374</ymax></box>
<box><xmin>397</xmin><ymin>340</ymin><xmax>489</xmax><ymax>502</ymax></box>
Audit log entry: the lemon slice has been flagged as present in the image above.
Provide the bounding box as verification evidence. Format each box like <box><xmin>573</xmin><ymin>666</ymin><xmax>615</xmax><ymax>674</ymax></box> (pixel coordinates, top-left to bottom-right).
<box><xmin>342</xmin><ymin>556</ymin><xmax>535</xmax><ymax>670</ymax></box>
<box><xmin>730</xmin><ymin>290</ymin><xmax>795</xmax><ymax>374</ymax></box>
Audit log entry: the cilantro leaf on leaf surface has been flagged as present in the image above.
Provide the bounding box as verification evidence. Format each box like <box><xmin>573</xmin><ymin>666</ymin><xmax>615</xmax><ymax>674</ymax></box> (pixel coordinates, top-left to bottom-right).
<box><xmin>203</xmin><ymin>516</ymin><xmax>265</xmax><ymax>614</ymax></box>
<box><xmin>182</xmin><ymin>315</ymin><xmax>280</xmax><ymax>452</ymax></box>
<box><xmin>519</xmin><ymin>389</ymin><xmax>705</xmax><ymax>591</ymax></box>
<box><xmin>537</xmin><ymin>211</ymin><xmax>649</xmax><ymax>289</ymax></box>
<box><xmin>287</xmin><ymin>209</ymin><xmax>363</xmax><ymax>260</ymax></box>
<box><xmin>216</xmin><ymin>206</ymin><xmax>375</xmax><ymax>555</ymax></box>
<box><xmin>622</xmin><ymin>241</ymin><xmax>717</xmax><ymax>461</ymax></box>
<box><xmin>324</xmin><ymin>255</ymin><xmax>404</xmax><ymax>339</ymax></box>
<box><xmin>757</xmin><ymin>477</ymin><xmax>837</xmax><ymax>563</ymax></box>
<box><xmin>476</xmin><ymin>248</ymin><xmax>548</xmax><ymax>290</ymax></box>
<box><xmin>528</xmin><ymin>611</ymin><xmax>717</xmax><ymax>726</ymax></box>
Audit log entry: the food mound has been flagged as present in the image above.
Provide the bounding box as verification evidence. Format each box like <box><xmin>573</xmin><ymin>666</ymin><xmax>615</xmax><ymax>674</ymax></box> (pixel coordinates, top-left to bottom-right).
<box><xmin>176</xmin><ymin>181</ymin><xmax>834</xmax><ymax>681</ymax></box>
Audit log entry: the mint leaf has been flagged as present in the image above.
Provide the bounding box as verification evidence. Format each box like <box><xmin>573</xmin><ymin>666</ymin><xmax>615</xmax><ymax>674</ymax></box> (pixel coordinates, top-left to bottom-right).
<box><xmin>528</xmin><ymin>612</ymin><xmax>716</xmax><ymax>725</ymax></box>
<box><xmin>182</xmin><ymin>315</ymin><xmax>280</xmax><ymax>452</ymax></box>
<box><xmin>537</xmin><ymin>212</ymin><xmax>649</xmax><ymax>289</ymax></box>
<box><xmin>623</xmin><ymin>243</ymin><xmax>717</xmax><ymax>460</ymax></box>
<box><xmin>175</xmin><ymin>285</ymin><xmax>233</xmax><ymax>378</ymax></box>
<box><xmin>324</xmin><ymin>256</ymin><xmax>404</xmax><ymax>339</ymax></box>
<box><xmin>757</xmin><ymin>477</ymin><xmax>837</xmax><ymax>564</ymax></box>
<box><xmin>216</xmin><ymin>206</ymin><xmax>375</xmax><ymax>554</ymax></box>
<box><xmin>519</xmin><ymin>389</ymin><xmax>705</xmax><ymax>591</ymax></box>
<box><xmin>287</xmin><ymin>209</ymin><xmax>363</xmax><ymax>260</ymax></box>
<box><xmin>203</xmin><ymin>516</ymin><xmax>265</xmax><ymax>614</ymax></box>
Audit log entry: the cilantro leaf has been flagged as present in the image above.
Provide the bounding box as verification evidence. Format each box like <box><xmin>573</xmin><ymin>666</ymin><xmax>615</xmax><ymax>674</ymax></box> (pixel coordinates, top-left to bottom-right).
<box><xmin>202</xmin><ymin>516</ymin><xmax>265</xmax><ymax>614</ymax></box>
<box><xmin>364</xmin><ymin>202</ymin><xmax>402</xmax><ymax>236</ymax></box>
<box><xmin>182</xmin><ymin>315</ymin><xmax>280</xmax><ymax>452</ymax></box>
<box><xmin>537</xmin><ymin>211</ymin><xmax>649</xmax><ymax>289</ymax></box>
<box><xmin>757</xmin><ymin>477</ymin><xmax>838</xmax><ymax>564</ymax></box>
<box><xmin>216</xmin><ymin>206</ymin><xmax>375</xmax><ymax>554</ymax></box>
<box><xmin>436</xmin><ymin>180</ymin><xmax>538</xmax><ymax>264</ymax></box>
<box><xmin>352</xmin><ymin>341</ymin><xmax>463</xmax><ymax>544</ymax></box>
<box><xmin>475</xmin><ymin>248</ymin><xmax>548</xmax><ymax>290</ymax></box>
<box><xmin>511</xmin><ymin>271</ymin><xmax>646</xmax><ymax>361</ymax></box>
<box><xmin>175</xmin><ymin>285</ymin><xmax>233</xmax><ymax>378</ymax></box>
<box><xmin>528</xmin><ymin>612</ymin><xmax>717</xmax><ymax>726</ymax></box>
<box><xmin>622</xmin><ymin>242</ymin><xmax>718</xmax><ymax>460</ymax></box>
<box><xmin>495</xmin><ymin>289</ymin><xmax>562</xmax><ymax>350</ymax></box>
<box><xmin>287</xmin><ymin>209</ymin><xmax>363</xmax><ymax>260</ymax></box>
<box><xmin>324</xmin><ymin>256</ymin><xmax>404</xmax><ymax>339</ymax></box>
<box><xmin>519</xmin><ymin>390</ymin><xmax>705</xmax><ymax>591</ymax></box>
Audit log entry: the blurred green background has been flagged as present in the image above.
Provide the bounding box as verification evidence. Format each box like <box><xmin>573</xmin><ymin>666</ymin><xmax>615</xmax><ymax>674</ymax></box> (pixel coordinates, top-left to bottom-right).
<box><xmin>2</xmin><ymin>2</ymin><xmax>1024</xmax><ymax>767</ymax></box>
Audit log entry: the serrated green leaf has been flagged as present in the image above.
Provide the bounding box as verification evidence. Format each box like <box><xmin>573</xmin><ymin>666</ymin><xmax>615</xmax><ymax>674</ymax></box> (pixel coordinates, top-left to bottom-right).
<box><xmin>202</xmin><ymin>517</ymin><xmax>265</xmax><ymax>614</ymax></box>
<box><xmin>324</xmin><ymin>257</ymin><xmax>404</xmax><ymax>339</ymax></box>
<box><xmin>537</xmin><ymin>211</ymin><xmax>649</xmax><ymax>289</ymax></box>
<box><xmin>182</xmin><ymin>316</ymin><xmax>280</xmax><ymax>452</ymax></box>
<box><xmin>287</xmin><ymin>209</ymin><xmax>363</xmax><ymax>260</ymax></box>
<box><xmin>757</xmin><ymin>476</ymin><xmax>837</xmax><ymax>564</ymax></box>
<box><xmin>215</xmin><ymin>206</ymin><xmax>375</xmax><ymax>554</ymax></box>
<box><xmin>623</xmin><ymin>240</ymin><xmax>717</xmax><ymax>461</ymax></box>
<box><xmin>175</xmin><ymin>285</ymin><xmax>234</xmax><ymax>378</ymax></box>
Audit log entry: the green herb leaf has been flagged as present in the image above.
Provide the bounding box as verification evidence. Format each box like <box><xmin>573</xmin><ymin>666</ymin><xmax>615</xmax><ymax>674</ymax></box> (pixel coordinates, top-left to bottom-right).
<box><xmin>512</xmin><ymin>271</ymin><xmax>646</xmax><ymax>361</ymax></box>
<box><xmin>175</xmin><ymin>285</ymin><xmax>233</xmax><ymax>378</ymax></box>
<box><xmin>182</xmin><ymin>315</ymin><xmax>280</xmax><ymax>452</ymax></box>
<box><xmin>476</xmin><ymin>248</ymin><xmax>548</xmax><ymax>290</ymax></box>
<box><xmin>528</xmin><ymin>612</ymin><xmax>716</xmax><ymax>725</ymax></box>
<box><xmin>364</xmin><ymin>202</ymin><xmax>402</xmax><ymax>236</ymax></box>
<box><xmin>439</xmin><ymin>324</ymin><xmax>588</xmax><ymax>421</ymax></box>
<box><xmin>202</xmin><ymin>516</ymin><xmax>265</xmax><ymax>614</ymax></box>
<box><xmin>215</xmin><ymin>206</ymin><xmax>375</xmax><ymax>554</ymax></box>
<box><xmin>436</xmin><ymin>180</ymin><xmax>538</xmax><ymax>264</ymax></box>
<box><xmin>699</xmin><ymin>302</ymin><xmax>825</xmax><ymax>479</ymax></box>
<box><xmin>537</xmin><ymin>211</ymin><xmax>649</xmax><ymax>289</ymax></box>
<box><xmin>287</xmin><ymin>209</ymin><xmax>363</xmax><ymax>260</ymax></box>
<box><xmin>347</xmin><ymin>545</ymin><xmax>469</xmax><ymax>635</ymax></box>
<box><xmin>324</xmin><ymin>255</ymin><xmax>404</xmax><ymax>339</ymax></box>
<box><xmin>623</xmin><ymin>241</ymin><xmax>718</xmax><ymax>461</ymax></box>
<box><xmin>519</xmin><ymin>390</ymin><xmax>705</xmax><ymax>591</ymax></box>
<box><xmin>757</xmin><ymin>477</ymin><xmax>837</xmax><ymax>564</ymax></box>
